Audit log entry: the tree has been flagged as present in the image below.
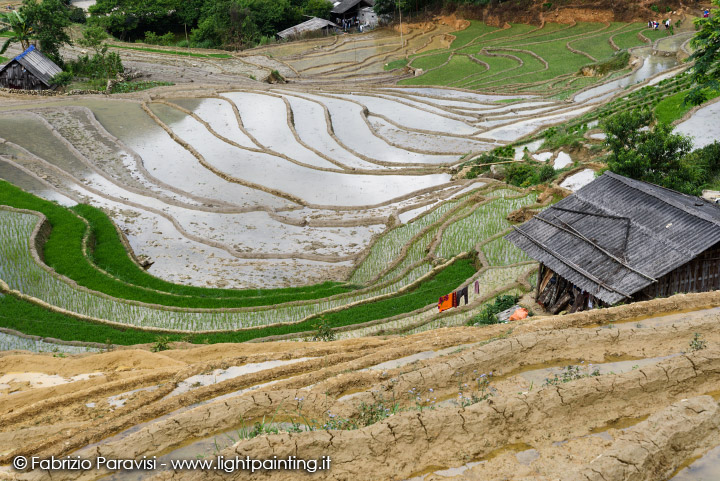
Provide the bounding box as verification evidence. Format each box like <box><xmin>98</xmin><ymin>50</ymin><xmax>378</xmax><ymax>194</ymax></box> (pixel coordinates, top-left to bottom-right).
<box><xmin>20</xmin><ymin>0</ymin><xmax>71</xmax><ymax>64</ymax></box>
<box><xmin>89</xmin><ymin>0</ymin><xmax>178</xmax><ymax>39</ymax></box>
<box><xmin>192</xmin><ymin>0</ymin><xmax>256</xmax><ymax>47</ymax></box>
<box><xmin>374</xmin><ymin>0</ymin><xmax>408</xmax><ymax>15</ymax></box>
<box><xmin>602</xmin><ymin>109</ymin><xmax>699</xmax><ymax>194</ymax></box>
<box><xmin>686</xmin><ymin>0</ymin><xmax>720</xmax><ymax>105</ymax></box>
<box><xmin>301</xmin><ymin>0</ymin><xmax>332</xmax><ymax>19</ymax></box>
<box><xmin>0</xmin><ymin>11</ymin><xmax>33</xmax><ymax>55</ymax></box>
<box><xmin>78</xmin><ymin>25</ymin><xmax>109</xmax><ymax>55</ymax></box>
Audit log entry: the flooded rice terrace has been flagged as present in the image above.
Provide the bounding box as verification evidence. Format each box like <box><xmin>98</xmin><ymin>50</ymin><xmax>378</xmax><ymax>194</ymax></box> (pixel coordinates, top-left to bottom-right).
<box><xmin>0</xmin><ymin>19</ymin><xmax>689</xmax><ymax>289</ymax></box>
<box><xmin>0</xmin><ymin>82</ymin><xmax>596</xmax><ymax>289</ymax></box>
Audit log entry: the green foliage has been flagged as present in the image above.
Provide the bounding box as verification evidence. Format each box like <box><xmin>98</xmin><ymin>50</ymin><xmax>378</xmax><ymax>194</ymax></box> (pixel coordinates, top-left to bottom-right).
<box><xmin>0</xmin><ymin>10</ymin><xmax>33</xmax><ymax>54</ymax></box>
<box><xmin>50</xmin><ymin>71</ymin><xmax>73</xmax><ymax>87</ymax></box>
<box><xmin>356</xmin><ymin>396</ymin><xmax>399</xmax><ymax>426</ymax></box>
<box><xmin>543</xmin><ymin>364</ymin><xmax>600</xmax><ymax>386</ymax></box>
<box><xmin>541</xmin><ymin>123</ymin><xmax>587</xmax><ymax>150</ymax></box>
<box><xmin>602</xmin><ymin>109</ymin><xmax>700</xmax><ymax>194</ymax></box>
<box><xmin>492</xmin><ymin>145</ymin><xmax>515</xmax><ymax>158</ymax></box>
<box><xmin>505</xmin><ymin>162</ymin><xmax>557</xmax><ymax>188</ymax></box>
<box><xmin>458</xmin><ymin>373</ymin><xmax>494</xmax><ymax>407</ymax></box>
<box><xmin>311</xmin><ymin>319</ymin><xmax>336</xmax><ymax>341</ymax></box>
<box><xmin>650</xmin><ymin>4</ymin><xmax>660</xmax><ymax>13</ymax></box>
<box><xmin>384</xmin><ymin>58</ymin><xmax>408</xmax><ymax>71</ymax></box>
<box><xmin>78</xmin><ymin>25</ymin><xmax>109</xmax><ymax>55</ymax></box>
<box><xmin>89</xmin><ymin>0</ymin><xmax>179</xmax><ymax>39</ymax></box>
<box><xmin>190</xmin><ymin>0</ymin><xmax>300</xmax><ymax>49</ymax></box>
<box><xmin>687</xmin><ymin>0</ymin><xmax>720</xmax><ymax>105</ymax></box>
<box><xmin>590</xmin><ymin>50</ymin><xmax>630</xmax><ymax>77</ymax></box>
<box><xmin>302</xmin><ymin>0</ymin><xmax>332</xmax><ymax>19</ymax></box>
<box><xmin>689</xmin><ymin>333</ymin><xmax>707</xmax><ymax>351</ymax></box>
<box><xmin>66</xmin><ymin>51</ymin><xmax>124</xmax><ymax>79</ymax></box>
<box><xmin>109</xmin><ymin>44</ymin><xmax>233</xmax><ymax>58</ymax></box>
<box><xmin>467</xmin><ymin>294</ymin><xmax>520</xmax><ymax>326</ymax></box>
<box><xmin>143</xmin><ymin>31</ymin><xmax>175</xmax><ymax>46</ymax></box>
<box><xmin>20</xmin><ymin>0</ymin><xmax>72</xmax><ymax>64</ymax></box>
<box><xmin>69</xmin><ymin>7</ymin><xmax>86</xmax><ymax>24</ymax></box>
<box><xmin>151</xmin><ymin>335</ymin><xmax>171</xmax><ymax>352</ymax></box>
<box><xmin>110</xmin><ymin>80</ymin><xmax>174</xmax><ymax>93</ymax></box>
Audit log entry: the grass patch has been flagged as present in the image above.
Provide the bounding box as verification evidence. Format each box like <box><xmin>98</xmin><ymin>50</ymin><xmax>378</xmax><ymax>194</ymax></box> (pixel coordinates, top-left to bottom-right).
<box><xmin>449</xmin><ymin>21</ymin><xmax>501</xmax><ymax>48</ymax></box>
<box><xmin>0</xmin><ymin>257</ymin><xmax>477</xmax><ymax>344</ymax></box>
<box><xmin>654</xmin><ymin>88</ymin><xmax>720</xmax><ymax>124</ymax></box>
<box><xmin>611</xmin><ymin>24</ymin><xmax>651</xmax><ymax>50</ymax></box>
<box><xmin>109</xmin><ymin>44</ymin><xmax>232</xmax><ymax>58</ymax></box>
<box><xmin>398</xmin><ymin>21</ymin><xmax>654</xmax><ymax>94</ymax></box>
<box><xmin>110</xmin><ymin>81</ymin><xmax>174</xmax><ymax>93</ymax></box>
<box><xmin>400</xmin><ymin>55</ymin><xmax>482</xmax><ymax>86</ymax></box>
<box><xmin>384</xmin><ymin>58</ymin><xmax>408</xmax><ymax>71</ymax></box>
<box><xmin>410</xmin><ymin>52</ymin><xmax>450</xmax><ymax>70</ymax></box>
<box><xmin>568</xmin><ymin>22</ymin><xmax>628</xmax><ymax>60</ymax></box>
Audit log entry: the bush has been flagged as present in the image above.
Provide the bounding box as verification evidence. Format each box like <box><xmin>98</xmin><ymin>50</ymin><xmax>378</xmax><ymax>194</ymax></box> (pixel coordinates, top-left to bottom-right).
<box><xmin>144</xmin><ymin>31</ymin><xmax>176</xmax><ymax>46</ymax></box>
<box><xmin>67</xmin><ymin>51</ymin><xmax>123</xmax><ymax>79</ymax></box>
<box><xmin>311</xmin><ymin>319</ymin><xmax>336</xmax><ymax>341</ymax></box>
<box><xmin>505</xmin><ymin>162</ymin><xmax>558</xmax><ymax>188</ymax></box>
<box><xmin>50</xmin><ymin>71</ymin><xmax>73</xmax><ymax>87</ymax></box>
<box><xmin>467</xmin><ymin>294</ymin><xmax>520</xmax><ymax>326</ymax></box>
<box><xmin>603</xmin><ymin>109</ymin><xmax>700</xmax><ymax>194</ymax></box>
<box><xmin>592</xmin><ymin>50</ymin><xmax>630</xmax><ymax>77</ymax></box>
<box><xmin>68</xmin><ymin>6</ymin><xmax>86</xmax><ymax>24</ymax></box>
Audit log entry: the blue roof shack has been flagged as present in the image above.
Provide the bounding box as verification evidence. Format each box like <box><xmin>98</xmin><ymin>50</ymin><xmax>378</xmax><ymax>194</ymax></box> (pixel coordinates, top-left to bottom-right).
<box><xmin>0</xmin><ymin>45</ymin><xmax>63</xmax><ymax>91</ymax></box>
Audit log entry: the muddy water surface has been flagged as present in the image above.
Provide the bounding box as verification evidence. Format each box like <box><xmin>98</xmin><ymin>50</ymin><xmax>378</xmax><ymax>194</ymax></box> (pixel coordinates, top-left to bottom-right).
<box><xmin>671</xmin><ymin>444</ymin><xmax>720</xmax><ymax>480</ymax></box>
<box><xmin>574</xmin><ymin>48</ymin><xmax>678</xmax><ymax>102</ymax></box>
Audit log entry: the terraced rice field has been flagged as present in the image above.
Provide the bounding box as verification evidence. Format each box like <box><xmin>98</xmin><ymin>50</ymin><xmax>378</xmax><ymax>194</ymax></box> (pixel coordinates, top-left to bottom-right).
<box><xmin>0</xmin><ymin>8</ymin><xmax>716</xmax><ymax>480</ymax></box>
<box><xmin>396</xmin><ymin>20</ymin><xmax>676</xmax><ymax>98</ymax></box>
<box><xmin>0</xmin><ymin>10</ymin><xmax>695</xmax><ymax>346</ymax></box>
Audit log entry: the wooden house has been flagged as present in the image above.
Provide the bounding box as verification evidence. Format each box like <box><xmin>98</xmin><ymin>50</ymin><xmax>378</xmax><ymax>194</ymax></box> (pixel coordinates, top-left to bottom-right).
<box><xmin>0</xmin><ymin>45</ymin><xmax>63</xmax><ymax>91</ymax></box>
<box><xmin>505</xmin><ymin>172</ymin><xmax>720</xmax><ymax>313</ymax></box>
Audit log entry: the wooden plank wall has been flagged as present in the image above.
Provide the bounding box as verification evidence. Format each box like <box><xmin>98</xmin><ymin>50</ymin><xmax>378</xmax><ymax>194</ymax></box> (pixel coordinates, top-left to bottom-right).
<box><xmin>639</xmin><ymin>245</ymin><xmax>720</xmax><ymax>299</ymax></box>
<box><xmin>0</xmin><ymin>62</ymin><xmax>45</xmax><ymax>90</ymax></box>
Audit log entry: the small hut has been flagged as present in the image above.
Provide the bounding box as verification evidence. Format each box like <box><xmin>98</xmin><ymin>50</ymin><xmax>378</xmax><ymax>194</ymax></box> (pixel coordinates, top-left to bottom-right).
<box><xmin>0</xmin><ymin>45</ymin><xmax>63</xmax><ymax>91</ymax></box>
<box><xmin>277</xmin><ymin>17</ymin><xmax>339</xmax><ymax>40</ymax></box>
<box><xmin>505</xmin><ymin>172</ymin><xmax>720</xmax><ymax>313</ymax></box>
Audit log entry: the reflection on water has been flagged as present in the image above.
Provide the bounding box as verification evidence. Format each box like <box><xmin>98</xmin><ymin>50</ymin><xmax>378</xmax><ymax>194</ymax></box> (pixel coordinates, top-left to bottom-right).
<box><xmin>671</xmin><ymin>444</ymin><xmax>720</xmax><ymax>480</ymax></box>
<box><xmin>574</xmin><ymin>48</ymin><xmax>678</xmax><ymax>103</ymax></box>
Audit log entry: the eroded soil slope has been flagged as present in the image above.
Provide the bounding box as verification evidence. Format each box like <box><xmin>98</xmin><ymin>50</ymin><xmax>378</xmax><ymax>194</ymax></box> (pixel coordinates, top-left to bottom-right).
<box><xmin>1</xmin><ymin>291</ymin><xmax>720</xmax><ymax>480</ymax></box>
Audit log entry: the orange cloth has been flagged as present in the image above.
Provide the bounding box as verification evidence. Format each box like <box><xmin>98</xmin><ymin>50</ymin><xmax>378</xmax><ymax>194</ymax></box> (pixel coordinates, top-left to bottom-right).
<box><xmin>509</xmin><ymin>308</ymin><xmax>528</xmax><ymax>321</ymax></box>
<box><xmin>438</xmin><ymin>294</ymin><xmax>453</xmax><ymax>312</ymax></box>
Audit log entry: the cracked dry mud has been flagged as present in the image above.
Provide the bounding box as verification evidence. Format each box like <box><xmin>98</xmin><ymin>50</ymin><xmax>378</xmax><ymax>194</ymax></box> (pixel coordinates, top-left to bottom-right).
<box><xmin>2</xmin><ymin>292</ymin><xmax>720</xmax><ymax>481</ymax></box>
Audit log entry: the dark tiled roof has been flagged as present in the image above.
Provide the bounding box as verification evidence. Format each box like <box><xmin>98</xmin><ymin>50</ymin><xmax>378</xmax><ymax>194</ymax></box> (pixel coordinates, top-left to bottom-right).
<box><xmin>505</xmin><ymin>172</ymin><xmax>720</xmax><ymax>304</ymax></box>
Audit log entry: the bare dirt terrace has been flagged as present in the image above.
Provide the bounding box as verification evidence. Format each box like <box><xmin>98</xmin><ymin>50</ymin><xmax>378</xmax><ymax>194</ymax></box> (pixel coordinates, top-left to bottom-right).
<box><xmin>1</xmin><ymin>292</ymin><xmax>720</xmax><ymax>480</ymax></box>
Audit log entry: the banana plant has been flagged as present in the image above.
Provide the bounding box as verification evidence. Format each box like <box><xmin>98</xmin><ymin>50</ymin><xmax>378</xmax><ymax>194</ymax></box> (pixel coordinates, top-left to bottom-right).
<box><xmin>0</xmin><ymin>11</ymin><xmax>33</xmax><ymax>55</ymax></box>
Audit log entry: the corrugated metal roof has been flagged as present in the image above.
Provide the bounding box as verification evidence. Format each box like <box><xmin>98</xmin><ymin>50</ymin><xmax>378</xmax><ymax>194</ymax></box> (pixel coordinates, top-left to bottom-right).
<box><xmin>277</xmin><ymin>17</ymin><xmax>339</xmax><ymax>39</ymax></box>
<box><xmin>505</xmin><ymin>172</ymin><xmax>720</xmax><ymax>304</ymax></box>
<box><xmin>9</xmin><ymin>45</ymin><xmax>63</xmax><ymax>87</ymax></box>
<box><xmin>331</xmin><ymin>0</ymin><xmax>374</xmax><ymax>14</ymax></box>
